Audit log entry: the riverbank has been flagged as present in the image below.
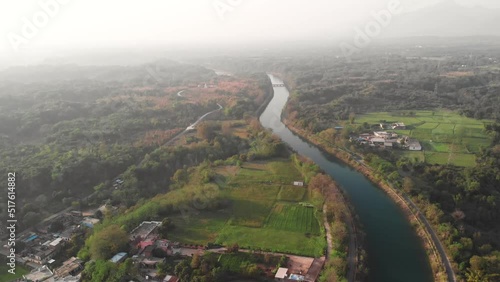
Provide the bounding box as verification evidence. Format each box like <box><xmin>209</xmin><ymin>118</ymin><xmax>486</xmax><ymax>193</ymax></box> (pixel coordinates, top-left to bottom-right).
<box><xmin>283</xmin><ymin>118</ymin><xmax>451</xmax><ymax>282</ymax></box>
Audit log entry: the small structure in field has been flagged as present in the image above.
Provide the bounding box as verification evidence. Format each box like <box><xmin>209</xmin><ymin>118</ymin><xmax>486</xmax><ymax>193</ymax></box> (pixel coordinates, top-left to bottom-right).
<box><xmin>392</xmin><ymin>122</ymin><xmax>406</xmax><ymax>129</ymax></box>
<box><xmin>275</xmin><ymin>267</ymin><xmax>289</xmax><ymax>280</ymax></box>
<box><xmin>408</xmin><ymin>140</ymin><xmax>422</xmax><ymax>151</ymax></box>
<box><xmin>129</xmin><ymin>221</ymin><xmax>162</xmax><ymax>241</ymax></box>
<box><xmin>293</xmin><ymin>181</ymin><xmax>304</xmax><ymax>186</ymax></box>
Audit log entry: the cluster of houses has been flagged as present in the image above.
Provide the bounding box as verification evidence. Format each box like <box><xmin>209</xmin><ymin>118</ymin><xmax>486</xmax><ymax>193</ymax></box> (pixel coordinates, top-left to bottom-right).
<box><xmin>16</xmin><ymin>210</ymin><xmax>100</xmax><ymax>281</ymax></box>
<box><xmin>351</xmin><ymin>122</ymin><xmax>422</xmax><ymax>151</ymax></box>
<box><xmin>274</xmin><ymin>257</ymin><xmax>325</xmax><ymax>282</ymax></box>
<box><xmin>13</xmin><ymin>215</ymin><xmax>325</xmax><ymax>282</ymax></box>
<box><xmin>112</xmin><ymin>221</ymin><xmax>185</xmax><ymax>281</ymax></box>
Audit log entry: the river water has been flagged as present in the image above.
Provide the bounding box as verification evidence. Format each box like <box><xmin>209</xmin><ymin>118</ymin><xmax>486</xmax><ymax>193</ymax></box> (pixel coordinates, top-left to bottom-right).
<box><xmin>260</xmin><ymin>74</ymin><xmax>433</xmax><ymax>282</ymax></box>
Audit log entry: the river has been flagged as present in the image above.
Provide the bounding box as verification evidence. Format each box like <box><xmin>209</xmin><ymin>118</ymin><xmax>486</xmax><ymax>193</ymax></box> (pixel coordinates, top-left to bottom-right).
<box><xmin>260</xmin><ymin>74</ymin><xmax>433</xmax><ymax>282</ymax></box>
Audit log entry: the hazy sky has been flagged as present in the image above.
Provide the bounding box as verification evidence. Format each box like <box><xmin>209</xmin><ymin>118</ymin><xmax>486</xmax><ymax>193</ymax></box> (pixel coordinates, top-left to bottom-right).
<box><xmin>1</xmin><ymin>0</ymin><xmax>499</xmax><ymax>64</ymax></box>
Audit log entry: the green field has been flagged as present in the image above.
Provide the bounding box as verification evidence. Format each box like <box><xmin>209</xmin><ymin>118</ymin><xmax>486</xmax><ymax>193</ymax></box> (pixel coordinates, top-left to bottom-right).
<box><xmin>356</xmin><ymin>110</ymin><xmax>493</xmax><ymax>167</ymax></box>
<box><xmin>168</xmin><ymin>159</ymin><xmax>326</xmax><ymax>257</ymax></box>
<box><xmin>0</xmin><ymin>264</ymin><xmax>30</xmax><ymax>282</ymax></box>
<box><xmin>266</xmin><ymin>203</ymin><xmax>321</xmax><ymax>234</ymax></box>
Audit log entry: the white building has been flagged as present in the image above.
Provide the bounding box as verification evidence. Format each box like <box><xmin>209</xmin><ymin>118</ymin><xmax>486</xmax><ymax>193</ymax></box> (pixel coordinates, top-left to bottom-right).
<box><xmin>408</xmin><ymin>140</ymin><xmax>422</xmax><ymax>151</ymax></box>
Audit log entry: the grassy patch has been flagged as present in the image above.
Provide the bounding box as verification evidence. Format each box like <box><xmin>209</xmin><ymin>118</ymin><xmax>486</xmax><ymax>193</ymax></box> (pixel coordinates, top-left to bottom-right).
<box><xmin>215</xmin><ymin>225</ymin><xmax>325</xmax><ymax>257</ymax></box>
<box><xmin>169</xmin><ymin>212</ymin><xmax>231</xmax><ymax>245</ymax></box>
<box><xmin>277</xmin><ymin>186</ymin><xmax>306</xmax><ymax>202</ymax></box>
<box><xmin>0</xmin><ymin>264</ymin><xmax>30</xmax><ymax>282</ymax></box>
<box><xmin>266</xmin><ymin>203</ymin><xmax>320</xmax><ymax>234</ymax></box>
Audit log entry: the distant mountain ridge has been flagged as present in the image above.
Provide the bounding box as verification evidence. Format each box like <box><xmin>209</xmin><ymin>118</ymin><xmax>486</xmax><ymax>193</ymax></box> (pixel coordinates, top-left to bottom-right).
<box><xmin>383</xmin><ymin>0</ymin><xmax>500</xmax><ymax>37</ymax></box>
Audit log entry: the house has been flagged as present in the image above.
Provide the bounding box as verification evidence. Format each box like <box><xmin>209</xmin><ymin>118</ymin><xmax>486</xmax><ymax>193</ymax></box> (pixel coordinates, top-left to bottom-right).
<box><xmin>370</xmin><ymin>138</ymin><xmax>386</xmax><ymax>145</ymax></box>
<box><xmin>379</xmin><ymin>123</ymin><xmax>390</xmax><ymax>129</ymax></box>
<box><xmin>59</xmin><ymin>226</ymin><xmax>76</xmax><ymax>241</ymax></box>
<box><xmin>23</xmin><ymin>265</ymin><xmax>54</xmax><ymax>281</ymax></box>
<box><xmin>163</xmin><ymin>275</ymin><xmax>180</xmax><ymax>282</ymax></box>
<box><xmin>140</xmin><ymin>245</ymin><xmax>155</xmax><ymax>258</ymax></box>
<box><xmin>139</xmin><ymin>257</ymin><xmax>165</xmax><ymax>269</ymax></box>
<box><xmin>392</xmin><ymin>122</ymin><xmax>406</xmax><ymax>130</ymax></box>
<box><xmin>293</xmin><ymin>181</ymin><xmax>304</xmax><ymax>186</ymax></box>
<box><xmin>81</xmin><ymin>217</ymin><xmax>100</xmax><ymax>228</ymax></box>
<box><xmin>275</xmin><ymin>267</ymin><xmax>289</xmax><ymax>281</ymax></box>
<box><xmin>129</xmin><ymin>221</ymin><xmax>162</xmax><ymax>241</ymax></box>
<box><xmin>373</xmin><ymin>131</ymin><xmax>388</xmax><ymax>137</ymax></box>
<box><xmin>408</xmin><ymin>140</ymin><xmax>422</xmax><ymax>151</ymax></box>
<box><xmin>110</xmin><ymin>252</ymin><xmax>128</xmax><ymax>263</ymax></box>
<box><xmin>384</xmin><ymin>142</ymin><xmax>393</xmax><ymax>148</ymax></box>
<box><xmin>27</xmin><ymin>246</ymin><xmax>56</xmax><ymax>264</ymax></box>
<box><xmin>49</xmin><ymin>238</ymin><xmax>64</xmax><ymax>249</ymax></box>
<box><xmin>54</xmin><ymin>257</ymin><xmax>83</xmax><ymax>277</ymax></box>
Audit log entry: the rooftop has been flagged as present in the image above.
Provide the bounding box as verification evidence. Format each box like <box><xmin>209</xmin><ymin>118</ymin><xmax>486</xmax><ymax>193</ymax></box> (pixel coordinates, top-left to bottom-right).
<box><xmin>110</xmin><ymin>252</ymin><xmax>128</xmax><ymax>263</ymax></box>
<box><xmin>163</xmin><ymin>275</ymin><xmax>179</xmax><ymax>282</ymax></box>
<box><xmin>50</xmin><ymin>238</ymin><xmax>64</xmax><ymax>247</ymax></box>
<box><xmin>24</xmin><ymin>265</ymin><xmax>54</xmax><ymax>281</ymax></box>
<box><xmin>129</xmin><ymin>221</ymin><xmax>162</xmax><ymax>240</ymax></box>
<box><xmin>54</xmin><ymin>257</ymin><xmax>83</xmax><ymax>277</ymax></box>
<box><xmin>275</xmin><ymin>267</ymin><xmax>288</xmax><ymax>279</ymax></box>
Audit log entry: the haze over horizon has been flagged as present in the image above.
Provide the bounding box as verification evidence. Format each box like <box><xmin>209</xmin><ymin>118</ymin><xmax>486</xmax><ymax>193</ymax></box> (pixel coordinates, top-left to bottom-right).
<box><xmin>2</xmin><ymin>0</ymin><xmax>500</xmax><ymax>67</ymax></box>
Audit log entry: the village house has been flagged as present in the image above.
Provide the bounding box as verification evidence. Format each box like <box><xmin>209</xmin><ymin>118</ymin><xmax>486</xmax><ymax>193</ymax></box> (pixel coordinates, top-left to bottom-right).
<box><xmin>408</xmin><ymin>139</ymin><xmax>422</xmax><ymax>151</ymax></box>
<box><xmin>23</xmin><ymin>265</ymin><xmax>54</xmax><ymax>281</ymax></box>
<box><xmin>54</xmin><ymin>257</ymin><xmax>84</xmax><ymax>278</ymax></box>
<box><xmin>81</xmin><ymin>217</ymin><xmax>100</xmax><ymax>228</ymax></box>
<box><xmin>392</xmin><ymin>122</ymin><xmax>406</xmax><ymax>130</ymax></box>
<box><xmin>163</xmin><ymin>275</ymin><xmax>180</xmax><ymax>282</ymax></box>
<box><xmin>110</xmin><ymin>252</ymin><xmax>128</xmax><ymax>263</ymax></box>
<box><xmin>130</xmin><ymin>221</ymin><xmax>162</xmax><ymax>242</ymax></box>
<box><xmin>26</xmin><ymin>245</ymin><xmax>57</xmax><ymax>265</ymax></box>
<box><xmin>275</xmin><ymin>267</ymin><xmax>289</xmax><ymax>281</ymax></box>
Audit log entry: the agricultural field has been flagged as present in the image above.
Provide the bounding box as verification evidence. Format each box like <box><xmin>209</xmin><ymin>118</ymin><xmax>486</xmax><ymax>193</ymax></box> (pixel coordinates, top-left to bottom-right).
<box><xmin>169</xmin><ymin>159</ymin><xmax>326</xmax><ymax>257</ymax></box>
<box><xmin>356</xmin><ymin>110</ymin><xmax>493</xmax><ymax>166</ymax></box>
<box><xmin>266</xmin><ymin>203</ymin><xmax>321</xmax><ymax>234</ymax></box>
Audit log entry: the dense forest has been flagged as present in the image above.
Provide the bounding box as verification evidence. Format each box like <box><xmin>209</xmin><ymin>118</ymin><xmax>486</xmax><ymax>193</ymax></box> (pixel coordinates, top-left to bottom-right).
<box><xmin>0</xmin><ymin>61</ymin><xmax>272</xmax><ymax>234</ymax></box>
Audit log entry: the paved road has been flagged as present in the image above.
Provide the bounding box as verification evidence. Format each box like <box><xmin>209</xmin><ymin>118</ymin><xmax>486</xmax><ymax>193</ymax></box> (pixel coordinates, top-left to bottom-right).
<box><xmin>352</xmin><ymin>158</ymin><xmax>456</xmax><ymax>282</ymax></box>
<box><xmin>400</xmin><ymin>193</ymin><xmax>457</xmax><ymax>282</ymax></box>
<box><xmin>185</xmin><ymin>103</ymin><xmax>223</xmax><ymax>131</ymax></box>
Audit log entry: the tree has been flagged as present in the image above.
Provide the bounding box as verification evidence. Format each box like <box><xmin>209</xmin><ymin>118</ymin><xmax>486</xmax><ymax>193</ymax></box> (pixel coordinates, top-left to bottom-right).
<box><xmin>402</xmin><ymin>177</ymin><xmax>415</xmax><ymax>193</ymax></box>
<box><xmin>190</xmin><ymin>253</ymin><xmax>201</xmax><ymax>269</ymax></box>
<box><xmin>197</xmin><ymin>122</ymin><xmax>215</xmax><ymax>140</ymax></box>
<box><xmin>172</xmin><ymin>169</ymin><xmax>188</xmax><ymax>185</ymax></box>
<box><xmin>49</xmin><ymin>221</ymin><xmax>64</xmax><ymax>233</ymax></box>
<box><xmin>158</xmin><ymin>218</ymin><xmax>175</xmax><ymax>239</ymax></box>
<box><xmin>349</xmin><ymin>113</ymin><xmax>356</xmax><ymax>124</ymax></box>
<box><xmin>221</xmin><ymin>121</ymin><xmax>232</xmax><ymax>136</ymax></box>
<box><xmin>23</xmin><ymin>211</ymin><xmax>41</xmax><ymax>228</ymax></box>
<box><xmin>227</xmin><ymin>243</ymin><xmax>239</xmax><ymax>253</ymax></box>
<box><xmin>89</xmin><ymin>225</ymin><xmax>129</xmax><ymax>260</ymax></box>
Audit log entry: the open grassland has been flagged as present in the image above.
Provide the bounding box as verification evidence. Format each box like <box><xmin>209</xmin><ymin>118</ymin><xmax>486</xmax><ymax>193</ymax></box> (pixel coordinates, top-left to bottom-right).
<box><xmin>356</xmin><ymin>110</ymin><xmax>493</xmax><ymax>166</ymax></box>
<box><xmin>0</xmin><ymin>264</ymin><xmax>30</xmax><ymax>282</ymax></box>
<box><xmin>169</xmin><ymin>159</ymin><xmax>326</xmax><ymax>257</ymax></box>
